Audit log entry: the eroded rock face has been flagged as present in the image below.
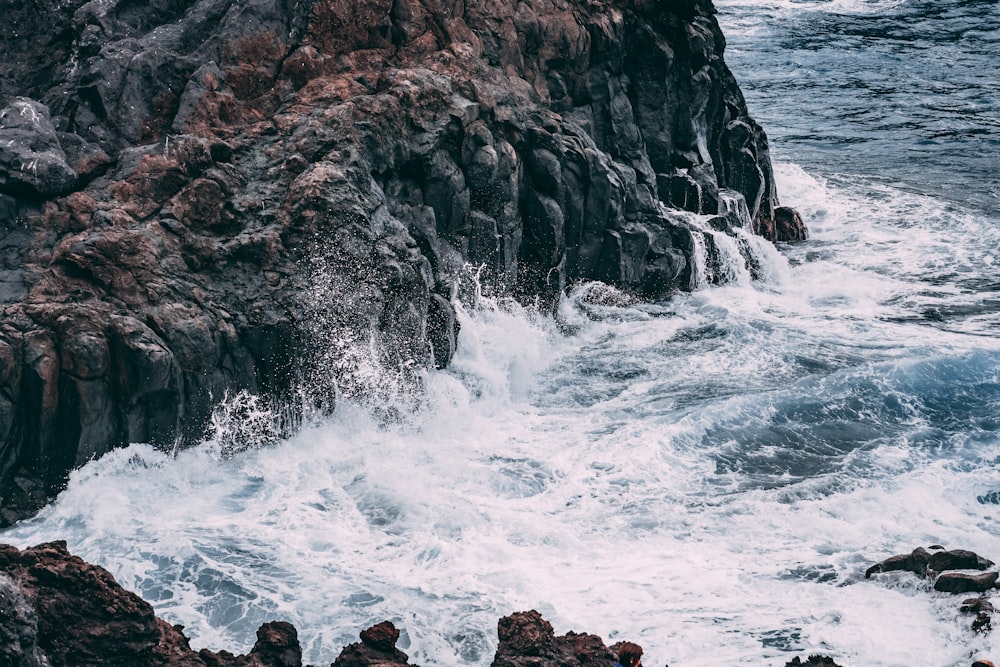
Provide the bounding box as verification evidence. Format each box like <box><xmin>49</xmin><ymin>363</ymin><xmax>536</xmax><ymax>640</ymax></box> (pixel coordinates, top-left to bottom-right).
<box><xmin>0</xmin><ymin>99</ymin><xmax>78</xmax><ymax>197</ymax></box>
<box><xmin>0</xmin><ymin>540</ymin><xmax>308</xmax><ymax>667</ymax></box>
<box><xmin>2</xmin><ymin>543</ymin><xmax>872</xmax><ymax>667</ymax></box>
<box><xmin>491</xmin><ymin>610</ymin><xmax>615</xmax><ymax>667</ymax></box>
<box><xmin>332</xmin><ymin>620</ymin><xmax>415</xmax><ymax>666</ymax></box>
<box><xmin>0</xmin><ymin>0</ymin><xmax>797</xmax><ymax>523</ymax></box>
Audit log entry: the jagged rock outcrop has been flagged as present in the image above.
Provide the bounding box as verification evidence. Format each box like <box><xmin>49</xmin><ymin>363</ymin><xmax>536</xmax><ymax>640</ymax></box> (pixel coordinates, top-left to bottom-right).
<box><xmin>331</xmin><ymin>620</ymin><xmax>416</xmax><ymax>666</ymax></box>
<box><xmin>4</xmin><ymin>541</ymin><xmax>919</xmax><ymax>667</ymax></box>
<box><xmin>490</xmin><ymin>610</ymin><xmax>615</xmax><ymax>666</ymax></box>
<box><xmin>0</xmin><ymin>0</ymin><xmax>800</xmax><ymax>522</ymax></box>
<box><xmin>0</xmin><ymin>543</ymin><xmax>625</xmax><ymax>666</ymax></box>
<box><xmin>0</xmin><ymin>540</ymin><xmax>303</xmax><ymax>666</ymax></box>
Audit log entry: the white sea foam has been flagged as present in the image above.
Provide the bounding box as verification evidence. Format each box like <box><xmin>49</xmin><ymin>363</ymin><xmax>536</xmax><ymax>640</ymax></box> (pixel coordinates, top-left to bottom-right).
<box><xmin>7</xmin><ymin>178</ymin><xmax>1000</xmax><ymax>664</ymax></box>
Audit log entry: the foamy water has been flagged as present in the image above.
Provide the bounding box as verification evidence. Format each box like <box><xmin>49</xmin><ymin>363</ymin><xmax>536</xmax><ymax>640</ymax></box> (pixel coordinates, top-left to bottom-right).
<box><xmin>6</xmin><ymin>162</ymin><xmax>1000</xmax><ymax>665</ymax></box>
<box><xmin>5</xmin><ymin>1</ymin><xmax>1000</xmax><ymax>665</ymax></box>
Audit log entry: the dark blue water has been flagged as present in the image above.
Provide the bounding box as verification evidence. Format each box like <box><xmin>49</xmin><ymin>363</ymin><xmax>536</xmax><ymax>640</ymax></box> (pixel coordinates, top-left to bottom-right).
<box><xmin>719</xmin><ymin>0</ymin><xmax>1000</xmax><ymax>214</ymax></box>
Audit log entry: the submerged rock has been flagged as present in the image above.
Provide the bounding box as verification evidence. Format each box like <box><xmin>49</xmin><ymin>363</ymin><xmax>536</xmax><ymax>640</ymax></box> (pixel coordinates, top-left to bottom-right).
<box><xmin>961</xmin><ymin>597</ymin><xmax>996</xmax><ymax>614</ymax></box>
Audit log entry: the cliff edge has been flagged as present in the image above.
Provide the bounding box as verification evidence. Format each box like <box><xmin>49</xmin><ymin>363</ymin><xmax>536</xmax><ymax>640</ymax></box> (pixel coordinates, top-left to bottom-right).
<box><xmin>0</xmin><ymin>0</ymin><xmax>804</xmax><ymax>522</ymax></box>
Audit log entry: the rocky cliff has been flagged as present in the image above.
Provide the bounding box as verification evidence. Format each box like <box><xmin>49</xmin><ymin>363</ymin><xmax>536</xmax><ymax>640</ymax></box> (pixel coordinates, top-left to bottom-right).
<box><xmin>0</xmin><ymin>0</ymin><xmax>804</xmax><ymax>522</ymax></box>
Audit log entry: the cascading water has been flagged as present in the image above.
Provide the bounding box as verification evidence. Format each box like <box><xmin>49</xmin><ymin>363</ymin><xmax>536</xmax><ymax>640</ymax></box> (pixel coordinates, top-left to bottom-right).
<box><xmin>4</xmin><ymin>2</ymin><xmax>1000</xmax><ymax>666</ymax></box>
<box><xmin>669</xmin><ymin>189</ymin><xmax>776</xmax><ymax>289</ymax></box>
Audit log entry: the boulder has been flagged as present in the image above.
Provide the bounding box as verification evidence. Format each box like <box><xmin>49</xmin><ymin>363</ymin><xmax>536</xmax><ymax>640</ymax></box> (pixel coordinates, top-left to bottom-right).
<box><xmin>866</xmin><ymin>546</ymin><xmax>994</xmax><ymax>579</ymax></box>
<box><xmin>865</xmin><ymin>547</ymin><xmax>932</xmax><ymax>578</ymax></box>
<box><xmin>0</xmin><ymin>541</ymin><xmax>305</xmax><ymax>666</ymax></box>
<box><xmin>934</xmin><ymin>571</ymin><xmax>999</xmax><ymax>594</ymax></box>
<box><xmin>774</xmin><ymin>206</ymin><xmax>808</xmax><ymax>242</ymax></box>
<box><xmin>929</xmin><ymin>549</ymin><xmax>994</xmax><ymax>573</ymax></box>
<box><xmin>784</xmin><ymin>657</ymin><xmax>844</xmax><ymax>667</ymax></box>
<box><xmin>491</xmin><ymin>610</ymin><xmax>616</xmax><ymax>667</ymax></box>
<box><xmin>332</xmin><ymin>620</ymin><xmax>414</xmax><ymax>666</ymax></box>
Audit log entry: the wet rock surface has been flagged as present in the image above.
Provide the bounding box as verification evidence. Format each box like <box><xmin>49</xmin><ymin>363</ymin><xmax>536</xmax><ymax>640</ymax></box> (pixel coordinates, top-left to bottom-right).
<box><xmin>867</xmin><ymin>545</ymin><xmax>999</xmax><ymax>635</ymax></box>
<box><xmin>0</xmin><ymin>542</ymin><xmax>864</xmax><ymax>667</ymax></box>
<box><xmin>0</xmin><ymin>0</ymin><xmax>802</xmax><ymax>523</ymax></box>
<box><xmin>0</xmin><ymin>540</ymin><xmax>302</xmax><ymax>666</ymax></box>
<box><xmin>866</xmin><ymin>546</ymin><xmax>994</xmax><ymax>580</ymax></box>
<box><xmin>491</xmin><ymin>610</ymin><xmax>616</xmax><ymax>667</ymax></box>
<box><xmin>783</xmin><ymin>657</ymin><xmax>843</xmax><ymax>667</ymax></box>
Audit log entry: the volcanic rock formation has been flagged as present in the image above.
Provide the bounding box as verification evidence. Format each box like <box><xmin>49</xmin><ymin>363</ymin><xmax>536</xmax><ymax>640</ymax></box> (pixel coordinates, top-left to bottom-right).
<box><xmin>0</xmin><ymin>0</ymin><xmax>804</xmax><ymax>522</ymax></box>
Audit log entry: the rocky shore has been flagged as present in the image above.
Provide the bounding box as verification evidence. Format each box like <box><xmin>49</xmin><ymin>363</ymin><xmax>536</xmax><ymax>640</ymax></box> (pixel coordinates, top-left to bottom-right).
<box><xmin>0</xmin><ymin>0</ymin><xmax>805</xmax><ymax>523</ymax></box>
<box><xmin>0</xmin><ymin>540</ymin><xmax>842</xmax><ymax>667</ymax></box>
<box><xmin>2</xmin><ymin>541</ymin><xmax>996</xmax><ymax>666</ymax></box>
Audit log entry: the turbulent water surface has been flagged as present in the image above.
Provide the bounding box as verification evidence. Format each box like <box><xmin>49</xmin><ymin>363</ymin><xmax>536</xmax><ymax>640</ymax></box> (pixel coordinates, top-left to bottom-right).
<box><xmin>5</xmin><ymin>1</ymin><xmax>1000</xmax><ymax>665</ymax></box>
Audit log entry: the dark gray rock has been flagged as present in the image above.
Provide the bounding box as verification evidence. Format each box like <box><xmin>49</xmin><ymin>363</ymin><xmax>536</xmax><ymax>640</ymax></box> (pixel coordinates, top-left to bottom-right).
<box><xmin>0</xmin><ymin>572</ymin><xmax>46</xmax><ymax>667</ymax></box>
<box><xmin>929</xmin><ymin>549</ymin><xmax>995</xmax><ymax>574</ymax></box>
<box><xmin>867</xmin><ymin>547</ymin><xmax>995</xmax><ymax>580</ymax></box>
<box><xmin>491</xmin><ymin>610</ymin><xmax>615</xmax><ymax>667</ymax></box>
<box><xmin>784</xmin><ymin>657</ymin><xmax>844</xmax><ymax>667</ymax></box>
<box><xmin>0</xmin><ymin>0</ymin><xmax>800</xmax><ymax>523</ymax></box>
<box><xmin>934</xmin><ymin>571</ymin><xmax>999</xmax><ymax>594</ymax></box>
<box><xmin>0</xmin><ymin>99</ymin><xmax>77</xmax><ymax>197</ymax></box>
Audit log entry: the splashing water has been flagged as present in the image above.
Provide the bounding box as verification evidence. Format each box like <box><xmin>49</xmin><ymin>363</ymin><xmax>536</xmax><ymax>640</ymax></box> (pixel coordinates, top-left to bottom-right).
<box><xmin>5</xmin><ymin>2</ymin><xmax>1000</xmax><ymax>666</ymax></box>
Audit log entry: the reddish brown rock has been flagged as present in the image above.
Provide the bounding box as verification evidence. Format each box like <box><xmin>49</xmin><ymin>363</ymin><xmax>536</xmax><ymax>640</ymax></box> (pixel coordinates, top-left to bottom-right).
<box><xmin>773</xmin><ymin>206</ymin><xmax>808</xmax><ymax>243</ymax></box>
<box><xmin>0</xmin><ymin>541</ymin><xmax>303</xmax><ymax>667</ymax></box>
<box><xmin>929</xmin><ymin>549</ymin><xmax>994</xmax><ymax>573</ymax></box>
<box><xmin>865</xmin><ymin>547</ymin><xmax>933</xmax><ymax>578</ymax></box>
<box><xmin>491</xmin><ymin>610</ymin><xmax>615</xmax><ymax>667</ymax></box>
<box><xmin>784</xmin><ymin>657</ymin><xmax>844</xmax><ymax>667</ymax></box>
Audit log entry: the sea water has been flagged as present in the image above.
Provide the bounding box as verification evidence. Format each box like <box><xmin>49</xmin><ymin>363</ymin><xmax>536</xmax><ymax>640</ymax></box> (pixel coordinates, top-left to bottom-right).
<box><xmin>5</xmin><ymin>1</ymin><xmax>1000</xmax><ymax>665</ymax></box>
